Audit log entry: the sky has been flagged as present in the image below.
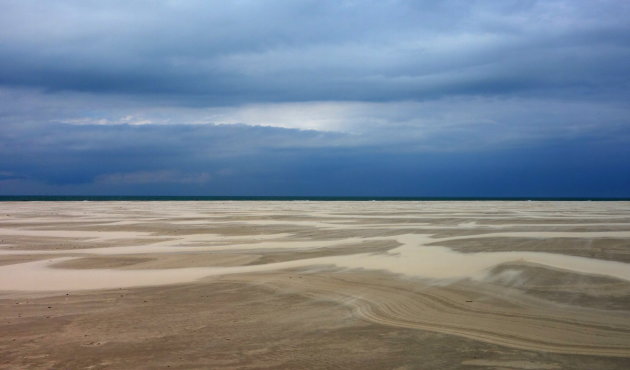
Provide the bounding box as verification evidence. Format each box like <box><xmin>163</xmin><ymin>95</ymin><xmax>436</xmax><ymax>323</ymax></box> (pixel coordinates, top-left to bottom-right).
<box><xmin>1</xmin><ymin>0</ymin><xmax>629</xmax><ymax>197</ymax></box>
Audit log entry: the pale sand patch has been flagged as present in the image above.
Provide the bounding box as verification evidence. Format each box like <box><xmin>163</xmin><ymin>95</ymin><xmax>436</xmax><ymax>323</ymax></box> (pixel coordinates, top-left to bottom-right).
<box><xmin>2</xmin><ymin>234</ymin><xmax>630</xmax><ymax>292</ymax></box>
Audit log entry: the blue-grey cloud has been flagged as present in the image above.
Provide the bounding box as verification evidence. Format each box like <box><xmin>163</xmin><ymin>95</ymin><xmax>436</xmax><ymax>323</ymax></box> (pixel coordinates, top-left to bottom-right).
<box><xmin>1</xmin><ymin>0</ymin><xmax>629</xmax><ymax>104</ymax></box>
<box><xmin>1</xmin><ymin>1</ymin><xmax>629</xmax><ymax>196</ymax></box>
<box><xmin>1</xmin><ymin>121</ymin><xmax>629</xmax><ymax>197</ymax></box>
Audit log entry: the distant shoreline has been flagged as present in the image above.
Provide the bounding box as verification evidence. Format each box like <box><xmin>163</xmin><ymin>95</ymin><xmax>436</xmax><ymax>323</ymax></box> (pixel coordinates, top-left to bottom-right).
<box><xmin>1</xmin><ymin>196</ymin><xmax>629</xmax><ymax>202</ymax></box>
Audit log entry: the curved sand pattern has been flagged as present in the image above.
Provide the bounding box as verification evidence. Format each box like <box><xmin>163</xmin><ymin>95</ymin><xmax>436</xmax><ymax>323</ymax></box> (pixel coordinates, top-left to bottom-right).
<box><xmin>226</xmin><ymin>272</ymin><xmax>630</xmax><ymax>357</ymax></box>
<box><xmin>1</xmin><ymin>200</ymin><xmax>630</xmax><ymax>359</ymax></box>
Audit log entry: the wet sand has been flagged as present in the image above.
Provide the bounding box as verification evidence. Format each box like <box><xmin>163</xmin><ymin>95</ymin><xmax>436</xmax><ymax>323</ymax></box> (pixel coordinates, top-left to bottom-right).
<box><xmin>1</xmin><ymin>201</ymin><xmax>630</xmax><ymax>369</ymax></box>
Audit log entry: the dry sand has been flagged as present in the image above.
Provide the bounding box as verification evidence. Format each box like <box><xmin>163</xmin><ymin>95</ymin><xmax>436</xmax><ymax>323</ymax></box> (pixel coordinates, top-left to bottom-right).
<box><xmin>1</xmin><ymin>200</ymin><xmax>630</xmax><ymax>369</ymax></box>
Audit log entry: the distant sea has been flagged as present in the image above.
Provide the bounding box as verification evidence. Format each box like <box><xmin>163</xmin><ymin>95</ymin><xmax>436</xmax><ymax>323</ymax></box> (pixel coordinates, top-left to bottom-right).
<box><xmin>0</xmin><ymin>196</ymin><xmax>628</xmax><ymax>202</ymax></box>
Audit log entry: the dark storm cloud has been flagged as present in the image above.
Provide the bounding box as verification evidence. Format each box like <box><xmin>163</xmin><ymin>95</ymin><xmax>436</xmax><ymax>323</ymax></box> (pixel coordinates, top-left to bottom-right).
<box><xmin>1</xmin><ymin>0</ymin><xmax>629</xmax><ymax>103</ymax></box>
<box><xmin>1</xmin><ymin>1</ymin><xmax>630</xmax><ymax>196</ymax></box>
<box><xmin>1</xmin><ymin>121</ymin><xmax>629</xmax><ymax>196</ymax></box>
<box><xmin>0</xmin><ymin>121</ymin><xmax>342</xmax><ymax>184</ymax></box>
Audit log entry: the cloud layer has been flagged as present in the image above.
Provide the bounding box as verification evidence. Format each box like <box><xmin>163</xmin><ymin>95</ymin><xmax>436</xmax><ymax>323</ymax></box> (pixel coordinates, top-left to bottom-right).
<box><xmin>1</xmin><ymin>0</ymin><xmax>629</xmax><ymax>196</ymax></box>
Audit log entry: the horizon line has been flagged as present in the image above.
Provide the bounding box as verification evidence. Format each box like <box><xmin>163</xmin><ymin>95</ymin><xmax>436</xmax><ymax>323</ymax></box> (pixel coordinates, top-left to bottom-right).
<box><xmin>2</xmin><ymin>195</ymin><xmax>629</xmax><ymax>202</ymax></box>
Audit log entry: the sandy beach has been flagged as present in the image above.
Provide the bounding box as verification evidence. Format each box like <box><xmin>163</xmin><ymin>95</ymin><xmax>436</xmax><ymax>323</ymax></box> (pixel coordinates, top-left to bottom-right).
<box><xmin>1</xmin><ymin>201</ymin><xmax>630</xmax><ymax>369</ymax></box>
